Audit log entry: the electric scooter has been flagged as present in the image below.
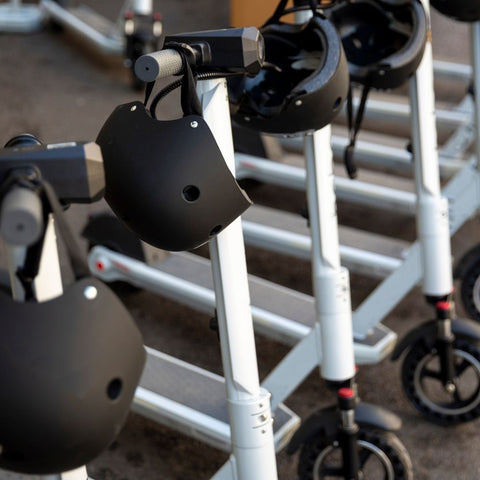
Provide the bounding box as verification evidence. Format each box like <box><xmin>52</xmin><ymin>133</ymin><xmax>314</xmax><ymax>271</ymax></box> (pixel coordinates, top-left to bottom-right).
<box><xmin>230</xmin><ymin>0</ymin><xmax>480</xmax><ymax>426</ymax></box>
<box><xmin>0</xmin><ymin>133</ymin><xmax>104</xmax><ymax>480</ymax></box>
<box><xmin>88</xmin><ymin>18</ymin><xmax>414</xmax><ymax>478</ymax></box>
<box><xmin>0</xmin><ymin>29</ymin><xmax>284</xmax><ymax>478</ymax></box>
<box><xmin>39</xmin><ymin>0</ymin><xmax>163</xmax><ymax>89</ymax></box>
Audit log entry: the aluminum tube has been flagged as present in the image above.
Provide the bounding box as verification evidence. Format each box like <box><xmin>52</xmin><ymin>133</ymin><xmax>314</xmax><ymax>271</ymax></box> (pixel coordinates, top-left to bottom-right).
<box><xmin>40</xmin><ymin>0</ymin><xmax>124</xmax><ymax>54</ymax></box>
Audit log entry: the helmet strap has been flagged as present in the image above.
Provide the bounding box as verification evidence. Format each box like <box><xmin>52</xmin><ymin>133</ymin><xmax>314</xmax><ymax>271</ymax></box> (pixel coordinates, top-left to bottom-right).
<box><xmin>143</xmin><ymin>43</ymin><xmax>203</xmax><ymax>119</ymax></box>
<box><xmin>344</xmin><ymin>83</ymin><xmax>370</xmax><ymax>179</ymax></box>
<box><xmin>1</xmin><ymin>173</ymin><xmax>91</xmax><ymax>299</ymax></box>
<box><xmin>40</xmin><ymin>179</ymin><xmax>91</xmax><ymax>280</ymax></box>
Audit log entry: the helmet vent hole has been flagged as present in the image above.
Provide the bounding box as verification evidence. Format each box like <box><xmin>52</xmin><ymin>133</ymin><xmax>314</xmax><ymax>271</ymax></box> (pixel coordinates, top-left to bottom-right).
<box><xmin>209</xmin><ymin>225</ymin><xmax>222</xmax><ymax>236</ymax></box>
<box><xmin>332</xmin><ymin>97</ymin><xmax>342</xmax><ymax>111</ymax></box>
<box><xmin>107</xmin><ymin>378</ymin><xmax>123</xmax><ymax>400</ymax></box>
<box><xmin>182</xmin><ymin>185</ymin><xmax>200</xmax><ymax>202</ymax></box>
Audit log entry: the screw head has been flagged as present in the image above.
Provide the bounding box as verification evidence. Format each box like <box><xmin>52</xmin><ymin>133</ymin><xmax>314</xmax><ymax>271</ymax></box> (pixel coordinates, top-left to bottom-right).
<box><xmin>445</xmin><ymin>381</ymin><xmax>456</xmax><ymax>394</ymax></box>
<box><xmin>295</xmin><ymin>99</ymin><xmax>303</xmax><ymax>106</ymax></box>
<box><xmin>130</xmin><ymin>105</ymin><xmax>137</xmax><ymax>112</ymax></box>
<box><xmin>84</xmin><ymin>286</ymin><xmax>98</xmax><ymax>300</ymax></box>
<box><xmin>190</xmin><ymin>121</ymin><xmax>198</xmax><ymax>128</ymax></box>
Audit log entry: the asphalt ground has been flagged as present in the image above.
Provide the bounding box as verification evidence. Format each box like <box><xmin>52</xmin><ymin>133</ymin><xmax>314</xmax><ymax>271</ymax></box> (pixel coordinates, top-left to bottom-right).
<box><xmin>0</xmin><ymin>1</ymin><xmax>479</xmax><ymax>479</ymax></box>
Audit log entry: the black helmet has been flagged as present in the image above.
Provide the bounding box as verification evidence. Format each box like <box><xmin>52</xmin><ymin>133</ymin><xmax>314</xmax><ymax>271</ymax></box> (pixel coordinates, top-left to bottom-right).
<box><xmin>97</xmin><ymin>51</ymin><xmax>251</xmax><ymax>252</ymax></box>
<box><xmin>326</xmin><ymin>0</ymin><xmax>428</xmax><ymax>90</ymax></box>
<box><xmin>325</xmin><ymin>0</ymin><xmax>427</xmax><ymax>178</ymax></box>
<box><xmin>431</xmin><ymin>0</ymin><xmax>480</xmax><ymax>22</ymax></box>
<box><xmin>228</xmin><ymin>0</ymin><xmax>349</xmax><ymax>135</ymax></box>
<box><xmin>0</xmin><ymin>278</ymin><xmax>145</xmax><ymax>474</ymax></box>
<box><xmin>0</xmin><ymin>177</ymin><xmax>145</xmax><ymax>474</ymax></box>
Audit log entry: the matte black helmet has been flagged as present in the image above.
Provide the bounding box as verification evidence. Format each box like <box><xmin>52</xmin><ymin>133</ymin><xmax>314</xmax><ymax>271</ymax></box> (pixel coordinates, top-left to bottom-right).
<box><xmin>326</xmin><ymin>0</ymin><xmax>428</xmax><ymax>90</ymax></box>
<box><xmin>0</xmin><ymin>278</ymin><xmax>145</xmax><ymax>474</ymax></box>
<box><xmin>0</xmin><ymin>178</ymin><xmax>145</xmax><ymax>474</ymax></box>
<box><xmin>325</xmin><ymin>0</ymin><xmax>428</xmax><ymax>179</ymax></box>
<box><xmin>431</xmin><ymin>0</ymin><xmax>480</xmax><ymax>22</ymax></box>
<box><xmin>97</xmin><ymin>100</ymin><xmax>251</xmax><ymax>251</ymax></box>
<box><xmin>228</xmin><ymin>1</ymin><xmax>349</xmax><ymax>135</ymax></box>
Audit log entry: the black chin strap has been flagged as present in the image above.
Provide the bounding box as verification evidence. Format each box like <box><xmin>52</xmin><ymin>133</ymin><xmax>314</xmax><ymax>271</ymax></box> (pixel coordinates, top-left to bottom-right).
<box><xmin>143</xmin><ymin>43</ymin><xmax>202</xmax><ymax>118</ymax></box>
<box><xmin>344</xmin><ymin>83</ymin><xmax>370</xmax><ymax>180</ymax></box>
<box><xmin>1</xmin><ymin>174</ymin><xmax>91</xmax><ymax>300</ymax></box>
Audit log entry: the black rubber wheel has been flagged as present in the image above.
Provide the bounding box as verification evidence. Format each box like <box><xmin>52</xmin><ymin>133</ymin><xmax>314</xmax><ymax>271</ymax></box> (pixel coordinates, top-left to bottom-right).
<box><xmin>460</xmin><ymin>256</ymin><xmax>480</xmax><ymax>322</ymax></box>
<box><xmin>298</xmin><ymin>428</ymin><xmax>413</xmax><ymax>480</ymax></box>
<box><xmin>401</xmin><ymin>338</ymin><xmax>480</xmax><ymax>425</ymax></box>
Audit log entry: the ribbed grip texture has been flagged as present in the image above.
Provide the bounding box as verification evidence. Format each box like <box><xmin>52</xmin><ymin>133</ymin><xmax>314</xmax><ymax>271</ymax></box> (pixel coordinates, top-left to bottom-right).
<box><xmin>134</xmin><ymin>49</ymin><xmax>183</xmax><ymax>82</ymax></box>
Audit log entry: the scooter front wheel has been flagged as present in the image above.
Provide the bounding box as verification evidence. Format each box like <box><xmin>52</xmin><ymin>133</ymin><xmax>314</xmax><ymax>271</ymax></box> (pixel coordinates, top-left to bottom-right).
<box><xmin>297</xmin><ymin>428</ymin><xmax>413</xmax><ymax>480</ymax></box>
<box><xmin>401</xmin><ymin>338</ymin><xmax>480</xmax><ymax>425</ymax></box>
<box><xmin>459</xmin><ymin>255</ymin><xmax>480</xmax><ymax>322</ymax></box>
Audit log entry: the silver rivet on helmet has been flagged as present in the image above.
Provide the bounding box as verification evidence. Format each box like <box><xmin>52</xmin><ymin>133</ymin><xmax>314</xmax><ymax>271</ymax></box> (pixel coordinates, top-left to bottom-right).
<box><xmin>130</xmin><ymin>105</ymin><xmax>137</xmax><ymax>112</ymax></box>
<box><xmin>84</xmin><ymin>286</ymin><xmax>98</xmax><ymax>300</ymax></box>
<box><xmin>190</xmin><ymin>121</ymin><xmax>198</xmax><ymax>128</ymax></box>
<box><xmin>295</xmin><ymin>99</ymin><xmax>303</xmax><ymax>106</ymax></box>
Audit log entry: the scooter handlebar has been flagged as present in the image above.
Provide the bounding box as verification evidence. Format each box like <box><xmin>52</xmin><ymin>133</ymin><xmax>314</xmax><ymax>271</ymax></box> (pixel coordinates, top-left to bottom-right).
<box><xmin>134</xmin><ymin>27</ymin><xmax>264</xmax><ymax>83</ymax></box>
<box><xmin>134</xmin><ymin>49</ymin><xmax>183</xmax><ymax>83</ymax></box>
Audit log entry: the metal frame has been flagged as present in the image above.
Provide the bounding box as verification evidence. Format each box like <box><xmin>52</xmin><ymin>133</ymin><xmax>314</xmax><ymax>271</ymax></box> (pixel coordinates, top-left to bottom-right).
<box><xmin>39</xmin><ymin>0</ymin><xmax>154</xmax><ymax>55</ymax></box>
<box><xmin>87</xmin><ymin>5</ymin><xmax>480</xmax><ymax>418</ymax></box>
<box><xmin>237</xmin><ymin>24</ymin><xmax>480</xmax><ymax>337</ymax></box>
<box><xmin>196</xmin><ymin>77</ymin><xmax>278</xmax><ymax>480</ymax></box>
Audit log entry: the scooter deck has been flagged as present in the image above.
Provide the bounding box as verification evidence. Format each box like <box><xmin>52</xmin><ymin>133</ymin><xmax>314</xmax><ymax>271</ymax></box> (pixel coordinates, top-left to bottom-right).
<box><xmin>147</xmin><ymin>249</ymin><xmax>397</xmax><ymax>360</ymax></box>
<box><xmin>242</xmin><ymin>204</ymin><xmax>409</xmax><ymax>278</ymax></box>
<box><xmin>134</xmin><ymin>347</ymin><xmax>300</xmax><ymax>452</ymax></box>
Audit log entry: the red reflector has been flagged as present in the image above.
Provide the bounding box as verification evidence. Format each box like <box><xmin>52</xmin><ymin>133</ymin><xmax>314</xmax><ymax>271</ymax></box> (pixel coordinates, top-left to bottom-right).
<box><xmin>436</xmin><ymin>300</ymin><xmax>451</xmax><ymax>311</ymax></box>
<box><xmin>338</xmin><ymin>387</ymin><xmax>354</xmax><ymax>399</ymax></box>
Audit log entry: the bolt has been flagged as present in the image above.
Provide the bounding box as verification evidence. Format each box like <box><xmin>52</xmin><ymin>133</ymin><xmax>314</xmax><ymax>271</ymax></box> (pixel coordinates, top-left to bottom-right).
<box><xmin>259</xmin><ymin>414</ymin><xmax>268</xmax><ymax>423</ymax></box>
<box><xmin>130</xmin><ymin>105</ymin><xmax>137</xmax><ymax>112</ymax></box>
<box><xmin>190</xmin><ymin>121</ymin><xmax>198</xmax><ymax>128</ymax></box>
<box><xmin>445</xmin><ymin>381</ymin><xmax>456</xmax><ymax>394</ymax></box>
<box><xmin>84</xmin><ymin>286</ymin><xmax>98</xmax><ymax>300</ymax></box>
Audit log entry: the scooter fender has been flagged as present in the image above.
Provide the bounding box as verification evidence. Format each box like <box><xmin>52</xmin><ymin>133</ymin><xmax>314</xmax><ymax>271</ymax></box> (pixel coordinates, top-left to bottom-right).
<box><xmin>391</xmin><ymin>319</ymin><xmax>437</xmax><ymax>361</ymax></box>
<box><xmin>286</xmin><ymin>402</ymin><xmax>401</xmax><ymax>455</ymax></box>
<box><xmin>286</xmin><ymin>405</ymin><xmax>338</xmax><ymax>455</ymax></box>
<box><xmin>391</xmin><ymin>318</ymin><xmax>480</xmax><ymax>361</ymax></box>
<box><xmin>454</xmin><ymin>244</ymin><xmax>480</xmax><ymax>279</ymax></box>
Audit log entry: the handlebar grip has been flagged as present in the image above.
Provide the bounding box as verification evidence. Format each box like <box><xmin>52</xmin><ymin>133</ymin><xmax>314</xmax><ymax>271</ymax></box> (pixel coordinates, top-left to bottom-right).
<box><xmin>0</xmin><ymin>187</ymin><xmax>43</xmax><ymax>246</ymax></box>
<box><xmin>134</xmin><ymin>49</ymin><xmax>183</xmax><ymax>82</ymax></box>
